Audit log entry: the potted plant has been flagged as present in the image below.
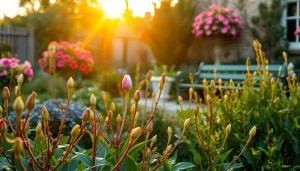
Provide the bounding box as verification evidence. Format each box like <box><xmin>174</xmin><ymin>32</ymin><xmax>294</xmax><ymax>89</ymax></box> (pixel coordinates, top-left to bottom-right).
<box><xmin>151</xmin><ymin>65</ymin><xmax>176</xmax><ymax>99</ymax></box>
<box><xmin>192</xmin><ymin>4</ymin><xmax>243</xmax><ymax>64</ymax></box>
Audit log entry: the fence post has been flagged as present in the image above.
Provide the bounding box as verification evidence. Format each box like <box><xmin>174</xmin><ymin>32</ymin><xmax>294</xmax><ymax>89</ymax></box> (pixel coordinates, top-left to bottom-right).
<box><xmin>27</xmin><ymin>28</ymin><xmax>35</xmax><ymax>65</ymax></box>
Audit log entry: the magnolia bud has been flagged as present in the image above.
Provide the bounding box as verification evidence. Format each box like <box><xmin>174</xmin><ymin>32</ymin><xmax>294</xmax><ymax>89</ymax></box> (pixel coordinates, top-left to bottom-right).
<box><xmin>17</xmin><ymin>74</ymin><xmax>24</xmax><ymax>86</ymax></box>
<box><xmin>116</xmin><ymin>114</ymin><xmax>122</xmax><ymax>125</ymax></box>
<box><xmin>230</xmin><ymin>79</ymin><xmax>234</xmax><ymax>87</ymax></box>
<box><xmin>71</xmin><ymin>124</ymin><xmax>80</xmax><ymax>141</ymax></box>
<box><xmin>165</xmin><ymin>144</ymin><xmax>172</xmax><ymax>154</ymax></box>
<box><xmin>98</xmin><ymin>114</ymin><xmax>103</xmax><ymax>123</ymax></box>
<box><xmin>108</xmin><ymin>110</ymin><xmax>113</xmax><ymax>119</ymax></box>
<box><xmin>12</xmin><ymin>137</ymin><xmax>23</xmax><ymax>158</ymax></box>
<box><xmin>246</xmin><ymin>57</ymin><xmax>250</xmax><ymax>67</ymax></box>
<box><xmin>105</xmin><ymin>116</ymin><xmax>110</xmax><ymax>124</ymax></box>
<box><xmin>206</xmin><ymin>95</ymin><xmax>211</xmax><ymax>102</ymax></box>
<box><xmin>193</xmin><ymin>105</ymin><xmax>199</xmax><ymax>116</ymax></box>
<box><xmin>183</xmin><ymin>118</ymin><xmax>191</xmax><ymax>131</ymax></box>
<box><xmin>41</xmin><ymin>107</ymin><xmax>49</xmax><ymax>122</ymax></box>
<box><xmin>146</xmin><ymin>70</ymin><xmax>153</xmax><ymax>82</ymax></box>
<box><xmin>90</xmin><ymin>94</ymin><xmax>97</xmax><ymax>107</ymax></box>
<box><xmin>147</xmin><ymin>121</ymin><xmax>153</xmax><ymax>133</ymax></box>
<box><xmin>101</xmin><ymin>91</ymin><xmax>107</xmax><ymax>103</ymax></box>
<box><xmin>210</xmin><ymin>80</ymin><xmax>215</xmax><ymax>89</ymax></box>
<box><xmin>189</xmin><ymin>73</ymin><xmax>194</xmax><ymax>83</ymax></box>
<box><xmin>0</xmin><ymin>119</ymin><xmax>7</xmax><ymax>134</ymax></box>
<box><xmin>134</xmin><ymin>90</ymin><xmax>140</xmax><ymax>103</ymax></box>
<box><xmin>203</xmin><ymin>78</ymin><xmax>208</xmax><ymax>85</ymax></box>
<box><xmin>139</xmin><ymin>80</ymin><xmax>146</xmax><ymax>89</ymax></box>
<box><xmin>60</xmin><ymin>103</ymin><xmax>66</xmax><ymax>110</ymax></box>
<box><xmin>189</xmin><ymin>88</ymin><xmax>194</xmax><ymax>96</ymax></box>
<box><xmin>167</xmin><ymin>127</ymin><xmax>173</xmax><ymax>136</ymax></box>
<box><xmin>249</xmin><ymin>126</ymin><xmax>256</xmax><ymax>140</ymax></box>
<box><xmin>25</xmin><ymin>92</ymin><xmax>36</xmax><ymax>112</ymax></box>
<box><xmin>150</xmin><ymin>135</ymin><xmax>157</xmax><ymax>148</ymax></box>
<box><xmin>225</xmin><ymin>124</ymin><xmax>231</xmax><ymax>137</ymax></box>
<box><xmin>110</xmin><ymin>102</ymin><xmax>115</xmax><ymax>113</ymax></box>
<box><xmin>224</xmin><ymin>94</ymin><xmax>228</xmax><ymax>101</ymax></box>
<box><xmin>130</xmin><ymin>127</ymin><xmax>141</xmax><ymax>140</ymax></box>
<box><xmin>67</xmin><ymin>77</ymin><xmax>74</xmax><ymax>89</ymax></box>
<box><xmin>152</xmin><ymin>147</ymin><xmax>157</xmax><ymax>153</ymax></box>
<box><xmin>178</xmin><ymin>96</ymin><xmax>183</xmax><ymax>104</ymax></box>
<box><xmin>36</xmin><ymin>122</ymin><xmax>42</xmax><ymax>134</ymax></box>
<box><xmin>134</xmin><ymin>112</ymin><xmax>139</xmax><ymax>127</ymax></box>
<box><xmin>152</xmin><ymin>91</ymin><xmax>156</xmax><ymax>99</ymax></box>
<box><xmin>82</xmin><ymin>108</ymin><xmax>91</xmax><ymax>122</ymax></box>
<box><xmin>89</xmin><ymin>110</ymin><xmax>94</xmax><ymax>122</ymax></box>
<box><xmin>122</xmin><ymin>75</ymin><xmax>132</xmax><ymax>91</ymax></box>
<box><xmin>2</xmin><ymin>87</ymin><xmax>10</xmax><ymax>101</ymax></box>
<box><xmin>13</xmin><ymin>97</ymin><xmax>24</xmax><ymax>119</ymax></box>
<box><xmin>283</xmin><ymin>52</ymin><xmax>287</xmax><ymax>61</ymax></box>
<box><xmin>292</xmin><ymin>73</ymin><xmax>297</xmax><ymax>82</ymax></box>
<box><xmin>130</xmin><ymin>104</ymin><xmax>136</xmax><ymax>117</ymax></box>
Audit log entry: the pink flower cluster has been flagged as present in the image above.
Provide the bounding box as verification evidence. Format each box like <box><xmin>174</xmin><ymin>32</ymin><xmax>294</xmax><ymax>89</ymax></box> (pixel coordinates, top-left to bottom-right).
<box><xmin>294</xmin><ymin>26</ymin><xmax>300</xmax><ymax>36</ymax></box>
<box><xmin>0</xmin><ymin>57</ymin><xmax>34</xmax><ymax>79</ymax></box>
<box><xmin>39</xmin><ymin>41</ymin><xmax>94</xmax><ymax>75</ymax></box>
<box><xmin>192</xmin><ymin>5</ymin><xmax>243</xmax><ymax>38</ymax></box>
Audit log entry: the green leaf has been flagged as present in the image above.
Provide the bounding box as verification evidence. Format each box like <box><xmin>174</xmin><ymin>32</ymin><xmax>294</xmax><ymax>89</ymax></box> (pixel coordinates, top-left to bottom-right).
<box><xmin>161</xmin><ymin>154</ymin><xmax>171</xmax><ymax>171</ymax></box>
<box><xmin>213</xmin><ymin>149</ymin><xmax>232</xmax><ymax>167</ymax></box>
<box><xmin>240</xmin><ymin>143</ymin><xmax>254</xmax><ymax>165</ymax></box>
<box><xmin>98</xmin><ymin>137</ymin><xmax>116</xmax><ymax>163</ymax></box>
<box><xmin>75</xmin><ymin>152</ymin><xmax>92</xmax><ymax>167</ymax></box>
<box><xmin>120</xmin><ymin>155</ymin><xmax>139</xmax><ymax>171</ymax></box>
<box><xmin>284</xmin><ymin>128</ymin><xmax>299</xmax><ymax>154</ymax></box>
<box><xmin>185</xmin><ymin>141</ymin><xmax>201</xmax><ymax>165</ymax></box>
<box><xmin>120</xmin><ymin>134</ymin><xmax>130</xmax><ymax>155</ymax></box>
<box><xmin>82</xmin><ymin>158</ymin><xmax>110</xmax><ymax>171</ymax></box>
<box><xmin>97</xmin><ymin>142</ymin><xmax>106</xmax><ymax>158</ymax></box>
<box><xmin>170</xmin><ymin>162</ymin><xmax>196</xmax><ymax>171</ymax></box>
<box><xmin>128</xmin><ymin>140</ymin><xmax>149</xmax><ymax>157</ymax></box>
<box><xmin>168</xmin><ymin>150</ymin><xmax>177</xmax><ymax>165</ymax></box>
<box><xmin>62</xmin><ymin>159</ymin><xmax>79</xmax><ymax>171</ymax></box>
<box><xmin>224</xmin><ymin>163</ymin><xmax>244</xmax><ymax>170</ymax></box>
<box><xmin>28</xmin><ymin>112</ymin><xmax>39</xmax><ymax>122</ymax></box>
<box><xmin>60</xmin><ymin>136</ymin><xmax>70</xmax><ymax>144</ymax></box>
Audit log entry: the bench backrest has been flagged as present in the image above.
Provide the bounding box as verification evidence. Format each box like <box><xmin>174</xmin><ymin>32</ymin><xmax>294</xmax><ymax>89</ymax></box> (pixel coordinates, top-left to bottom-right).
<box><xmin>196</xmin><ymin>62</ymin><xmax>282</xmax><ymax>84</ymax></box>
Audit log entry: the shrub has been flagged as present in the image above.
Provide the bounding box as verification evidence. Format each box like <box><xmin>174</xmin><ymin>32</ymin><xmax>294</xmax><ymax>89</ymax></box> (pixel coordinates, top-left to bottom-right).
<box><xmin>0</xmin><ymin>72</ymin><xmax>191</xmax><ymax>171</ymax></box>
<box><xmin>176</xmin><ymin>40</ymin><xmax>300</xmax><ymax>170</ymax></box>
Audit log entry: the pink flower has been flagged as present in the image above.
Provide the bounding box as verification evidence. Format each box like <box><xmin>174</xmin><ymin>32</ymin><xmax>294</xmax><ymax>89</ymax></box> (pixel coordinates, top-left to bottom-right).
<box><xmin>10</xmin><ymin>58</ymin><xmax>19</xmax><ymax>64</ymax></box>
<box><xmin>56</xmin><ymin>51</ymin><xmax>63</xmax><ymax>58</ymax></box>
<box><xmin>63</xmin><ymin>55</ymin><xmax>71</xmax><ymax>62</ymax></box>
<box><xmin>24</xmin><ymin>68</ymin><xmax>34</xmax><ymax>78</ymax></box>
<box><xmin>205</xmin><ymin>17</ymin><xmax>213</xmax><ymax>25</ymax></box>
<box><xmin>204</xmin><ymin>25</ymin><xmax>210</xmax><ymax>30</ymax></box>
<box><xmin>0</xmin><ymin>58</ymin><xmax>10</xmax><ymax>67</ymax></box>
<box><xmin>221</xmin><ymin>27</ymin><xmax>228</xmax><ymax>34</ymax></box>
<box><xmin>22</xmin><ymin>60</ymin><xmax>31</xmax><ymax>69</ymax></box>
<box><xmin>195</xmin><ymin>30</ymin><xmax>203</xmax><ymax>37</ymax></box>
<box><xmin>212</xmin><ymin>25</ymin><xmax>218</xmax><ymax>31</ymax></box>
<box><xmin>230</xmin><ymin>28</ymin><xmax>237</xmax><ymax>36</ymax></box>
<box><xmin>223</xmin><ymin>19</ymin><xmax>229</xmax><ymax>25</ymax></box>
<box><xmin>216</xmin><ymin>14</ymin><xmax>225</xmax><ymax>22</ymax></box>
<box><xmin>206</xmin><ymin>30</ymin><xmax>212</xmax><ymax>35</ymax></box>
<box><xmin>122</xmin><ymin>75</ymin><xmax>132</xmax><ymax>91</ymax></box>
<box><xmin>10</xmin><ymin>63</ymin><xmax>18</xmax><ymax>69</ymax></box>
<box><xmin>42</xmin><ymin>51</ymin><xmax>50</xmax><ymax>57</ymax></box>
<box><xmin>70</xmin><ymin>61</ymin><xmax>78</xmax><ymax>69</ymax></box>
<box><xmin>57</xmin><ymin>61</ymin><xmax>65</xmax><ymax>68</ymax></box>
<box><xmin>0</xmin><ymin>70</ymin><xmax>7</xmax><ymax>76</ymax></box>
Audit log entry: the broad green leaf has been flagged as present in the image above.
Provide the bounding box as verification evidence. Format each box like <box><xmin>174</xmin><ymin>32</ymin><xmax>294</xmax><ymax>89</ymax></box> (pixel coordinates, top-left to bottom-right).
<box><xmin>97</xmin><ymin>142</ymin><xmax>106</xmax><ymax>158</ymax></box>
<box><xmin>128</xmin><ymin>140</ymin><xmax>149</xmax><ymax>157</ymax></box>
<box><xmin>60</xmin><ymin>136</ymin><xmax>70</xmax><ymax>144</ymax></box>
<box><xmin>82</xmin><ymin>158</ymin><xmax>110</xmax><ymax>171</ymax></box>
<box><xmin>120</xmin><ymin>134</ymin><xmax>130</xmax><ymax>156</ymax></box>
<box><xmin>185</xmin><ymin>141</ymin><xmax>201</xmax><ymax>165</ymax></box>
<box><xmin>28</xmin><ymin>113</ymin><xmax>39</xmax><ymax>122</ymax></box>
<box><xmin>62</xmin><ymin>159</ymin><xmax>79</xmax><ymax>171</ymax></box>
<box><xmin>168</xmin><ymin>150</ymin><xmax>178</xmax><ymax>165</ymax></box>
<box><xmin>224</xmin><ymin>163</ymin><xmax>244</xmax><ymax>170</ymax></box>
<box><xmin>240</xmin><ymin>143</ymin><xmax>254</xmax><ymax>165</ymax></box>
<box><xmin>170</xmin><ymin>162</ymin><xmax>196</xmax><ymax>171</ymax></box>
<box><xmin>213</xmin><ymin>149</ymin><xmax>232</xmax><ymax>167</ymax></box>
<box><xmin>98</xmin><ymin>137</ymin><xmax>116</xmax><ymax>163</ymax></box>
<box><xmin>120</xmin><ymin>155</ymin><xmax>139</xmax><ymax>171</ymax></box>
<box><xmin>75</xmin><ymin>152</ymin><xmax>92</xmax><ymax>167</ymax></box>
<box><xmin>161</xmin><ymin>155</ymin><xmax>171</xmax><ymax>171</ymax></box>
<box><xmin>284</xmin><ymin>128</ymin><xmax>299</xmax><ymax>154</ymax></box>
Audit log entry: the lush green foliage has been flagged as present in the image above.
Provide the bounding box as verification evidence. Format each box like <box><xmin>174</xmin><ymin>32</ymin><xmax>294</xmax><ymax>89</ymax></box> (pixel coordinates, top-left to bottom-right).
<box><xmin>177</xmin><ymin>41</ymin><xmax>300</xmax><ymax>170</ymax></box>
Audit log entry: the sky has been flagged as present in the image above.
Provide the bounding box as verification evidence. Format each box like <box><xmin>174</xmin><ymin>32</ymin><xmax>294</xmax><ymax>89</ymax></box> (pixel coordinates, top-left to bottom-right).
<box><xmin>0</xmin><ymin>0</ymin><xmax>157</xmax><ymax>19</ymax></box>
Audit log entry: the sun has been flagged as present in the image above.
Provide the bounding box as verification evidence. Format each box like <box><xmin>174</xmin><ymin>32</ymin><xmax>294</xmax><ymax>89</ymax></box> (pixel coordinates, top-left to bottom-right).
<box><xmin>101</xmin><ymin>0</ymin><xmax>126</xmax><ymax>19</ymax></box>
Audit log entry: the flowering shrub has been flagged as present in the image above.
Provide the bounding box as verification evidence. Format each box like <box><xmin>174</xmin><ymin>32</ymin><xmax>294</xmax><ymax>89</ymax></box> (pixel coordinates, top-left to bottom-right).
<box><xmin>39</xmin><ymin>41</ymin><xmax>94</xmax><ymax>75</ymax></box>
<box><xmin>0</xmin><ymin>57</ymin><xmax>34</xmax><ymax>87</ymax></box>
<box><xmin>295</xmin><ymin>26</ymin><xmax>300</xmax><ymax>36</ymax></box>
<box><xmin>192</xmin><ymin>5</ymin><xmax>243</xmax><ymax>37</ymax></box>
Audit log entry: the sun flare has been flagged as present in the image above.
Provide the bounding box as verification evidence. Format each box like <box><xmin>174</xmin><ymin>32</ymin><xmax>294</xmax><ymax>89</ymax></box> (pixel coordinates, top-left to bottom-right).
<box><xmin>101</xmin><ymin>0</ymin><xmax>126</xmax><ymax>19</ymax></box>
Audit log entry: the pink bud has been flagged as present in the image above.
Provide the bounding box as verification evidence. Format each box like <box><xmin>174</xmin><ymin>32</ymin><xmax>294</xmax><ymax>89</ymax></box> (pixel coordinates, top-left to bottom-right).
<box><xmin>134</xmin><ymin>90</ymin><xmax>140</xmax><ymax>102</ymax></box>
<box><xmin>122</xmin><ymin>75</ymin><xmax>132</xmax><ymax>91</ymax></box>
<box><xmin>0</xmin><ymin>119</ymin><xmax>7</xmax><ymax>134</ymax></box>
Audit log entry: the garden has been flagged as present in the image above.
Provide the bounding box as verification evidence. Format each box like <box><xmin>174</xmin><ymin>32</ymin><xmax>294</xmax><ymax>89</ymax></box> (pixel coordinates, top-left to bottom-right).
<box><xmin>0</xmin><ymin>0</ymin><xmax>299</xmax><ymax>170</ymax></box>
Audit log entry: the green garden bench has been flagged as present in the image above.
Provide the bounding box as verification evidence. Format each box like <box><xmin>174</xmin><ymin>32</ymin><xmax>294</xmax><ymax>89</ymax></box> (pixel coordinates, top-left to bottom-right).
<box><xmin>176</xmin><ymin>62</ymin><xmax>283</xmax><ymax>98</ymax></box>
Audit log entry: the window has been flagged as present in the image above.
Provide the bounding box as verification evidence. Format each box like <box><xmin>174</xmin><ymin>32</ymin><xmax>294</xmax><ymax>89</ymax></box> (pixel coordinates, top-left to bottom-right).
<box><xmin>284</xmin><ymin>0</ymin><xmax>300</xmax><ymax>49</ymax></box>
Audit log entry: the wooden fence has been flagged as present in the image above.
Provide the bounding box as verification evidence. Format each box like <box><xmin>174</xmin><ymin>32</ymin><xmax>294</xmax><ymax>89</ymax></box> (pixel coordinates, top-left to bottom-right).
<box><xmin>0</xmin><ymin>26</ymin><xmax>35</xmax><ymax>64</ymax></box>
